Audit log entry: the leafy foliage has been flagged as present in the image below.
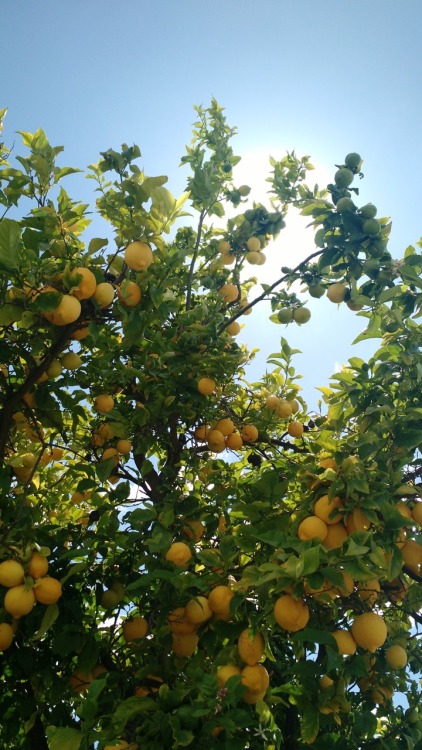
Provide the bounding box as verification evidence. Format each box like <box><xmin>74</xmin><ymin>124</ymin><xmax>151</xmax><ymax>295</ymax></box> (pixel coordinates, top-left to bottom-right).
<box><xmin>0</xmin><ymin>101</ymin><xmax>421</xmax><ymax>750</ymax></box>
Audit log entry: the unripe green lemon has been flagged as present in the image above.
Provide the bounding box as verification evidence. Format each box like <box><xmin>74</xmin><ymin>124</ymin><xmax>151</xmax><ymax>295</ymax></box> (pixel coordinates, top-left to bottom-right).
<box><xmin>293</xmin><ymin>307</ymin><xmax>311</xmax><ymax>325</ymax></box>
<box><xmin>344</xmin><ymin>152</ymin><xmax>362</xmax><ymax>171</ymax></box>
<box><xmin>277</xmin><ymin>309</ymin><xmax>293</xmax><ymax>324</ymax></box>
<box><xmin>360</xmin><ymin>203</ymin><xmax>377</xmax><ymax>219</ymax></box>
<box><xmin>334</xmin><ymin>168</ymin><xmax>354</xmax><ymax>187</ymax></box>
<box><xmin>308</xmin><ymin>284</ymin><xmax>325</xmax><ymax>298</ymax></box>
<box><xmin>363</xmin><ymin>218</ymin><xmax>381</xmax><ymax>235</ymax></box>
<box><xmin>336</xmin><ymin>197</ymin><xmax>356</xmax><ymax>213</ymax></box>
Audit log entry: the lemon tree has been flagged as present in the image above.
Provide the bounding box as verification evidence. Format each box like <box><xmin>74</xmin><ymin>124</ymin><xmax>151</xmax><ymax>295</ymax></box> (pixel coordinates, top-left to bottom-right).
<box><xmin>0</xmin><ymin>101</ymin><xmax>421</xmax><ymax>750</ymax></box>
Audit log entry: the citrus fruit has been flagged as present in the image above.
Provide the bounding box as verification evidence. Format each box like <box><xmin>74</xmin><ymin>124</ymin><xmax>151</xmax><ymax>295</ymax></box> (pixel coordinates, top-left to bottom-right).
<box><xmin>345</xmin><ymin>508</ymin><xmax>371</xmax><ymax>533</ymax></box>
<box><xmin>385</xmin><ymin>644</ymin><xmax>407</xmax><ymax>669</ymax></box>
<box><xmin>241</xmin><ymin>664</ymin><xmax>269</xmax><ymax>703</ymax></box>
<box><xmin>208</xmin><ymin>585</ymin><xmax>234</xmax><ymax>620</ymax></box>
<box><xmin>4</xmin><ymin>585</ymin><xmax>36</xmax><ymax>617</ymax></box>
<box><xmin>116</xmin><ymin>439</ymin><xmax>132</xmax><ymax>454</ymax></box>
<box><xmin>167</xmin><ymin>607</ymin><xmax>196</xmax><ymax>635</ymax></box>
<box><xmin>313</xmin><ymin>494</ymin><xmax>344</xmax><ymax>524</ymax></box>
<box><xmin>412</xmin><ymin>502</ymin><xmax>422</xmax><ymax>524</ymax></box>
<box><xmin>323</xmin><ymin>523</ymin><xmax>348</xmax><ymax>549</ymax></box>
<box><xmin>277</xmin><ymin>309</ymin><xmax>293</xmax><ymax>324</ymax></box>
<box><xmin>50</xmin><ymin>295</ymin><xmax>81</xmax><ymax>325</ymax></box>
<box><xmin>351</xmin><ymin>612</ymin><xmax>387</xmax><ymax>652</ymax></box>
<box><xmin>293</xmin><ymin>307</ymin><xmax>311</xmax><ymax>324</ymax></box>
<box><xmin>171</xmin><ymin>632</ymin><xmax>199</xmax><ymax>657</ymax></box>
<box><xmin>238</xmin><ymin>629</ymin><xmax>265</xmax><ymax>665</ymax></box>
<box><xmin>34</xmin><ymin>576</ymin><xmax>62</xmax><ymax>604</ymax></box>
<box><xmin>218</xmin><ymin>240</ymin><xmax>231</xmax><ymax>254</ymax></box>
<box><xmin>246</xmin><ymin>237</ymin><xmax>261</xmax><ymax>252</ymax></box>
<box><xmin>70</xmin><ymin>267</ymin><xmax>97</xmax><ymax>300</ymax></box>
<box><xmin>118</xmin><ymin>280</ymin><xmax>141</xmax><ymax>306</ymax></box>
<box><xmin>124</xmin><ymin>241</ymin><xmax>153</xmax><ymax>271</ymax></box>
<box><xmin>308</xmin><ymin>284</ymin><xmax>326</xmax><ymax>298</ymax></box>
<box><xmin>273</xmin><ymin>594</ymin><xmax>310</xmax><ymax>632</ymax></box>
<box><xmin>336</xmin><ymin>197</ymin><xmax>356</xmax><ymax>212</ymax></box>
<box><xmin>69</xmin><ymin>668</ymin><xmax>93</xmax><ymax>693</ymax></box>
<box><xmin>207</xmin><ymin>429</ymin><xmax>226</xmax><ymax>452</ymax></box>
<box><xmin>344</xmin><ymin>152</ymin><xmax>362</xmax><ymax>170</ymax></box>
<box><xmin>183</xmin><ymin>519</ymin><xmax>205</xmax><ymax>542</ymax></box>
<box><xmin>327</xmin><ymin>283</ymin><xmax>347</xmax><ymax>303</ymax></box>
<box><xmin>197</xmin><ymin>377</ymin><xmax>216</xmax><ymax>395</ymax></box>
<box><xmin>241</xmin><ymin>425</ymin><xmax>258</xmax><ymax>442</ymax></box>
<box><xmin>226</xmin><ymin>321</ymin><xmax>241</xmax><ymax>335</ymax></box>
<box><xmin>101</xmin><ymin>589</ymin><xmax>122</xmax><ymax>609</ymax></box>
<box><xmin>297</xmin><ymin>515</ymin><xmax>328</xmax><ymax>542</ymax></box>
<box><xmin>185</xmin><ymin>596</ymin><xmax>212</xmax><ymax>625</ymax></box>
<box><xmin>165</xmin><ymin>542</ymin><xmax>192</xmax><ymax>567</ymax></box>
<box><xmin>276</xmin><ymin>399</ymin><xmax>293</xmax><ymax>418</ymax></box>
<box><xmin>226</xmin><ymin>432</ymin><xmax>243</xmax><ymax>450</ymax></box>
<box><xmin>246</xmin><ymin>251</ymin><xmax>261</xmax><ymax>265</ymax></box>
<box><xmin>215</xmin><ymin>418</ymin><xmax>235</xmax><ymax>436</ymax></box>
<box><xmin>61</xmin><ymin>352</ymin><xmax>82</xmax><ymax>370</ymax></box>
<box><xmin>0</xmin><ymin>622</ymin><xmax>14</xmax><ymax>651</ymax></box>
<box><xmin>363</xmin><ymin>218</ymin><xmax>381</xmax><ymax>235</ymax></box>
<box><xmin>122</xmin><ymin>616</ymin><xmax>149</xmax><ymax>642</ymax></box>
<box><xmin>218</xmin><ymin>284</ymin><xmax>239</xmax><ymax>303</ymax></box>
<box><xmin>217</xmin><ymin>664</ymin><xmax>241</xmax><ymax>687</ymax></box>
<box><xmin>357</xmin><ymin>579</ymin><xmax>380</xmax><ymax>606</ymax></box>
<box><xmin>265</xmin><ymin>395</ymin><xmax>280</xmax><ymax>411</ymax></box>
<box><xmin>334</xmin><ymin>168</ymin><xmax>354</xmax><ymax>187</ymax></box>
<box><xmin>288</xmin><ymin>421</ymin><xmax>304</xmax><ymax>438</ymax></box>
<box><xmin>94</xmin><ymin>394</ymin><xmax>115</xmax><ymax>413</ymax></box>
<box><xmin>93</xmin><ymin>282</ymin><xmax>115</xmax><ymax>307</ymax></box>
<box><xmin>27</xmin><ymin>552</ymin><xmax>49</xmax><ymax>579</ymax></box>
<box><xmin>360</xmin><ymin>203</ymin><xmax>377</xmax><ymax>219</ymax></box>
<box><xmin>0</xmin><ymin>560</ymin><xmax>25</xmax><ymax>587</ymax></box>
<box><xmin>331</xmin><ymin>630</ymin><xmax>357</xmax><ymax>655</ymax></box>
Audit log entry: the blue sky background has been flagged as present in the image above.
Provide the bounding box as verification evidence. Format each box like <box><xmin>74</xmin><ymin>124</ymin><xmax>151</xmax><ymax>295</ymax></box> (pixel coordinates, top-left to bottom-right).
<box><xmin>2</xmin><ymin>0</ymin><xmax>422</xmax><ymax>407</ymax></box>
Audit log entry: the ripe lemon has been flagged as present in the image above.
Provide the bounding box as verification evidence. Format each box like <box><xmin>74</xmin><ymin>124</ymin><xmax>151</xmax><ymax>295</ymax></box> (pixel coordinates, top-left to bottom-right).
<box><xmin>385</xmin><ymin>644</ymin><xmax>407</xmax><ymax>669</ymax></box>
<box><xmin>351</xmin><ymin>612</ymin><xmax>387</xmax><ymax>652</ymax></box>
<box><xmin>34</xmin><ymin>577</ymin><xmax>62</xmax><ymax>604</ymax></box>
<box><xmin>331</xmin><ymin>630</ymin><xmax>357</xmax><ymax>655</ymax></box>
<box><xmin>101</xmin><ymin>447</ymin><xmax>119</xmax><ymax>467</ymax></box>
<box><xmin>0</xmin><ymin>560</ymin><xmax>25</xmax><ymax>587</ymax></box>
<box><xmin>122</xmin><ymin>616</ymin><xmax>148</xmax><ymax>642</ymax></box>
<box><xmin>70</xmin><ymin>267</ymin><xmax>97</xmax><ymax>300</ymax></box>
<box><xmin>197</xmin><ymin>377</ymin><xmax>216</xmax><ymax>396</ymax></box>
<box><xmin>93</xmin><ymin>282</ymin><xmax>115</xmax><ymax>307</ymax></box>
<box><xmin>241</xmin><ymin>664</ymin><xmax>269</xmax><ymax>703</ymax></box>
<box><xmin>101</xmin><ymin>589</ymin><xmax>122</xmax><ymax>609</ymax></box>
<box><xmin>241</xmin><ymin>424</ymin><xmax>258</xmax><ymax>443</ymax></box>
<box><xmin>327</xmin><ymin>283</ymin><xmax>347</xmax><ymax>304</ymax></box>
<box><xmin>116</xmin><ymin>439</ymin><xmax>132</xmax><ymax>454</ymax></box>
<box><xmin>246</xmin><ymin>237</ymin><xmax>261</xmax><ymax>252</ymax></box>
<box><xmin>185</xmin><ymin>596</ymin><xmax>212</xmax><ymax>626</ymax></box>
<box><xmin>208</xmin><ymin>585</ymin><xmax>234</xmax><ymax>621</ymax></box>
<box><xmin>314</xmin><ymin>495</ymin><xmax>344</xmax><ymax>524</ymax></box>
<box><xmin>71</xmin><ymin>325</ymin><xmax>90</xmax><ymax>340</ymax></box>
<box><xmin>400</xmin><ymin>539</ymin><xmax>422</xmax><ymax>574</ymax></box>
<box><xmin>225</xmin><ymin>432</ymin><xmax>243</xmax><ymax>450</ymax></box>
<box><xmin>323</xmin><ymin>523</ymin><xmax>348</xmax><ymax>549</ymax></box>
<box><xmin>4</xmin><ymin>585</ymin><xmax>36</xmax><ymax>617</ymax></box>
<box><xmin>226</xmin><ymin>321</ymin><xmax>241</xmax><ymax>335</ymax></box>
<box><xmin>167</xmin><ymin>607</ymin><xmax>196</xmax><ymax>635</ymax></box>
<box><xmin>276</xmin><ymin>399</ymin><xmax>293</xmax><ymax>418</ymax></box>
<box><xmin>246</xmin><ymin>251</ymin><xmax>261</xmax><ymax>265</ymax></box>
<box><xmin>94</xmin><ymin>394</ymin><xmax>115</xmax><ymax>413</ymax></box>
<box><xmin>217</xmin><ymin>664</ymin><xmax>241</xmax><ymax>687</ymax></box>
<box><xmin>27</xmin><ymin>552</ymin><xmax>49</xmax><ymax>579</ymax></box>
<box><xmin>207</xmin><ymin>429</ymin><xmax>226</xmax><ymax>452</ymax></box>
<box><xmin>288</xmin><ymin>421</ymin><xmax>304</xmax><ymax>438</ymax></box>
<box><xmin>297</xmin><ymin>516</ymin><xmax>328</xmax><ymax>542</ymax></box>
<box><xmin>0</xmin><ymin>622</ymin><xmax>14</xmax><ymax>651</ymax></box>
<box><xmin>46</xmin><ymin>359</ymin><xmax>63</xmax><ymax>378</ymax></box>
<box><xmin>194</xmin><ymin>425</ymin><xmax>210</xmax><ymax>441</ymax></box>
<box><xmin>265</xmin><ymin>395</ymin><xmax>280</xmax><ymax>411</ymax></box>
<box><xmin>215</xmin><ymin>418</ymin><xmax>235</xmax><ymax>436</ymax></box>
<box><xmin>165</xmin><ymin>542</ymin><xmax>192</xmax><ymax>567</ymax></box>
<box><xmin>412</xmin><ymin>502</ymin><xmax>422</xmax><ymax>524</ymax></box>
<box><xmin>50</xmin><ymin>294</ymin><xmax>82</xmax><ymax>326</ymax></box>
<box><xmin>218</xmin><ymin>240</ymin><xmax>231</xmax><ymax>255</ymax></box>
<box><xmin>124</xmin><ymin>241</ymin><xmax>153</xmax><ymax>271</ymax></box>
<box><xmin>273</xmin><ymin>594</ymin><xmax>310</xmax><ymax>632</ymax></box>
<box><xmin>218</xmin><ymin>283</ymin><xmax>239</xmax><ymax>303</ymax></box>
<box><xmin>319</xmin><ymin>675</ymin><xmax>334</xmax><ymax>690</ymax></box>
<box><xmin>118</xmin><ymin>280</ymin><xmax>141</xmax><ymax>307</ymax></box>
<box><xmin>237</xmin><ymin>629</ymin><xmax>265</xmax><ymax>665</ymax></box>
<box><xmin>171</xmin><ymin>632</ymin><xmax>199</xmax><ymax>657</ymax></box>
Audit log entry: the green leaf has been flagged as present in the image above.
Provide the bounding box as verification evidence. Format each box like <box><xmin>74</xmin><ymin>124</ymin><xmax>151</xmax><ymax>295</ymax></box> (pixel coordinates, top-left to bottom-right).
<box><xmin>301</xmin><ymin>702</ymin><xmax>319</xmax><ymax>744</ymax></box>
<box><xmin>0</xmin><ymin>303</ymin><xmax>23</xmax><ymax>325</ymax></box>
<box><xmin>32</xmin><ymin>603</ymin><xmax>60</xmax><ymax>641</ymax></box>
<box><xmin>88</xmin><ymin>237</ymin><xmax>108</xmax><ymax>254</ymax></box>
<box><xmin>0</xmin><ymin>218</ymin><xmax>21</xmax><ymax>270</ymax></box>
<box><xmin>46</xmin><ymin>726</ymin><xmax>82</xmax><ymax>750</ymax></box>
<box><xmin>111</xmin><ymin>696</ymin><xmax>156</xmax><ymax>734</ymax></box>
<box><xmin>291</xmin><ymin>629</ymin><xmax>336</xmax><ymax>646</ymax></box>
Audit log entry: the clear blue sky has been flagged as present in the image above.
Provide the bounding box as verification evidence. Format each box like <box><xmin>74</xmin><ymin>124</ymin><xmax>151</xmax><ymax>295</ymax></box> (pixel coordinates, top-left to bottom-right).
<box><xmin>2</xmin><ymin>0</ymin><xmax>422</xmax><ymax>405</ymax></box>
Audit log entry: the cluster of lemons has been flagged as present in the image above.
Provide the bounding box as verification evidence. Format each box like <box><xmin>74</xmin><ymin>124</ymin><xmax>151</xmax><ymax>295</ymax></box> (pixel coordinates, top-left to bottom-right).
<box><xmin>0</xmin><ymin>552</ymin><xmax>62</xmax><ymax>651</ymax></box>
